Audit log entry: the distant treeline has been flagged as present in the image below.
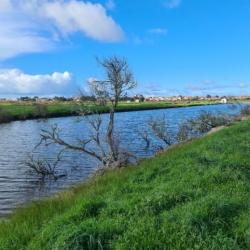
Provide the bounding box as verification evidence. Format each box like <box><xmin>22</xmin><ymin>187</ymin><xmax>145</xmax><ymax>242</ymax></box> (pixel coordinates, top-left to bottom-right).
<box><xmin>13</xmin><ymin>95</ymin><xmax>144</xmax><ymax>102</ymax></box>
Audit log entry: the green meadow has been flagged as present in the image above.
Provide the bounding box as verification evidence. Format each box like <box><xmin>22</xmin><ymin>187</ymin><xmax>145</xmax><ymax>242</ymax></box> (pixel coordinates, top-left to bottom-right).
<box><xmin>0</xmin><ymin>118</ymin><xmax>249</xmax><ymax>249</ymax></box>
<box><xmin>0</xmin><ymin>100</ymin><xmax>219</xmax><ymax>123</ymax></box>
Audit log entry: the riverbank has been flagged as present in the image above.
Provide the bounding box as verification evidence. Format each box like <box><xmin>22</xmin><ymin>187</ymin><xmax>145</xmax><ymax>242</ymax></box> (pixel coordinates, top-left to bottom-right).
<box><xmin>0</xmin><ymin>100</ymin><xmax>220</xmax><ymax>124</ymax></box>
<box><xmin>0</xmin><ymin>117</ymin><xmax>249</xmax><ymax>249</ymax></box>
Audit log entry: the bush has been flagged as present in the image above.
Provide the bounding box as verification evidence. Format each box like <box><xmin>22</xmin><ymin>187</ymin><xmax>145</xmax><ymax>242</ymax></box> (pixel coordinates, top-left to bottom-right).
<box><xmin>33</xmin><ymin>103</ymin><xmax>48</xmax><ymax>118</ymax></box>
<box><xmin>0</xmin><ymin>107</ymin><xmax>14</xmax><ymax>123</ymax></box>
<box><xmin>177</xmin><ymin>111</ymin><xmax>233</xmax><ymax>142</ymax></box>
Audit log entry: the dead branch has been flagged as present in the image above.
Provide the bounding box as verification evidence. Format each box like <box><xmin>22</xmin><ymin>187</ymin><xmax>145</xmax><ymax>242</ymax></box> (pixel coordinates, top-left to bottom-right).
<box><xmin>138</xmin><ymin>130</ymin><xmax>151</xmax><ymax>149</ymax></box>
<box><xmin>26</xmin><ymin>150</ymin><xmax>66</xmax><ymax>180</ymax></box>
<box><xmin>39</xmin><ymin>124</ymin><xmax>104</xmax><ymax>163</ymax></box>
<box><xmin>148</xmin><ymin>114</ymin><xmax>173</xmax><ymax>146</ymax></box>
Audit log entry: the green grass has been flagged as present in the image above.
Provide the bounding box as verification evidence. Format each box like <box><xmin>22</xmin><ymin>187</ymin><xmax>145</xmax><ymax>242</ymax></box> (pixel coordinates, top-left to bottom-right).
<box><xmin>0</xmin><ymin>119</ymin><xmax>249</xmax><ymax>249</ymax></box>
<box><xmin>0</xmin><ymin>100</ymin><xmax>219</xmax><ymax>123</ymax></box>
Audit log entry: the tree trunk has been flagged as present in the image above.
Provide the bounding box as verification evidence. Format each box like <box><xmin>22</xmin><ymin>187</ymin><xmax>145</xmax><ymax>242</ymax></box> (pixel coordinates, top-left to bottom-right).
<box><xmin>106</xmin><ymin>105</ymin><xmax>117</xmax><ymax>162</ymax></box>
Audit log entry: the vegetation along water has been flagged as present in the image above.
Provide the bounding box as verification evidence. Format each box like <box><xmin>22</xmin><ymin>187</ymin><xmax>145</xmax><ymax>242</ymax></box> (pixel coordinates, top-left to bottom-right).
<box><xmin>0</xmin><ymin>116</ymin><xmax>249</xmax><ymax>249</ymax></box>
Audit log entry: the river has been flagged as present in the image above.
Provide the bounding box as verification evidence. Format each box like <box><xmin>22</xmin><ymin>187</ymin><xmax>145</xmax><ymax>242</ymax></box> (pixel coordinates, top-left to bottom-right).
<box><xmin>0</xmin><ymin>104</ymin><xmax>240</xmax><ymax>217</ymax></box>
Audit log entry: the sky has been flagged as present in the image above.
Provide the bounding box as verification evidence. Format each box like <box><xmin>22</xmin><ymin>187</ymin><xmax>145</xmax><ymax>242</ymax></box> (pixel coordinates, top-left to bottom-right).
<box><xmin>0</xmin><ymin>0</ymin><xmax>250</xmax><ymax>97</ymax></box>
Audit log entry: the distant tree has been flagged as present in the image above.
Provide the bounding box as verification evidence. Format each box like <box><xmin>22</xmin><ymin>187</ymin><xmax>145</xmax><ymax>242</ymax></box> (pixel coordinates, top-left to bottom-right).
<box><xmin>19</xmin><ymin>96</ymin><xmax>33</xmax><ymax>102</ymax></box>
<box><xmin>78</xmin><ymin>95</ymin><xmax>96</xmax><ymax>102</ymax></box>
<box><xmin>139</xmin><ymin>95</ymin><xmax>145</xmax><ymax>102</ymax></box>
<box><xmin>134</xmin><ymin>94</ymin><xmax>145</xmax><ymax>102</ymax></box>
<box><xmin>53</xmin><ymin>96</ymin><xmax>68</xmax><ymax>102</ymax></box>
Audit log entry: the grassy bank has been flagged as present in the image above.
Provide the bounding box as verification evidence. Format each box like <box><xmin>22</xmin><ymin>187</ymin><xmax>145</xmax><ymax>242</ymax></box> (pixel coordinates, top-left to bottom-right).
<box><xmin>0</xmin><ymin>100</ymin><xmax>219</xmax><ymax>124</ymax></box>
<box><xmin>0</xmin><ymin>118</ymin><xmax>249</xmax><ymax>249</ymax></box>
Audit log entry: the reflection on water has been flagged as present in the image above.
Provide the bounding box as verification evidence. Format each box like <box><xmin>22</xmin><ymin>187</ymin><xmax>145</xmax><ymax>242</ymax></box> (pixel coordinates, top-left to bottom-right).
<box><xmin>0</xmin><ymin>104</ymin><xmax>240</xmax><ymax>216</ymax></box>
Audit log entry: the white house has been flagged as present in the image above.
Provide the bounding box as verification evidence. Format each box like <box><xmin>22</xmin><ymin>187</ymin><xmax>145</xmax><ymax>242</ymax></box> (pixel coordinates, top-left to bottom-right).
<box><xmin>220</xmin><ymin>98</ymin><xmax>227</xmax><ymax>104</ymax></box>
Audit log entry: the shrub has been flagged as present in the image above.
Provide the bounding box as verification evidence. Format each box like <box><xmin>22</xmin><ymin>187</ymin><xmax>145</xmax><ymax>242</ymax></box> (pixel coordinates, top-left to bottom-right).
<box><xmin>177</xmin><ymin>111</ymin><xmax>233</xmax><ymax>142</ymax></box>
<box><xmin>0</xmin><ymin>107</ymin><xmax>14</xmax><ymax>123</ymax></box>
<box><xmin>33</xmin><ymin>103</ymin><xmax>49</xmax><ymax>118</ymax></box>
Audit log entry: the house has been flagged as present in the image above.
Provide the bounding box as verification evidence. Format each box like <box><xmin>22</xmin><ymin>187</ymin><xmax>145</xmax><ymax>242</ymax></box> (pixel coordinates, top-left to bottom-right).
<box><xmin>220</xmin><ymin>98</ymin><xmax>227</xmax><ymax>104</ymax></box>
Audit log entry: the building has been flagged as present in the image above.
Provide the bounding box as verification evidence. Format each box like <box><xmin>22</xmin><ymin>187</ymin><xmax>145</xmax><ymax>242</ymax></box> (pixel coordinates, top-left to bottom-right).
<box><xmin>220</xmin><ymin>98</ymin><xmax>227</xmax><ymax>104</ymax></box>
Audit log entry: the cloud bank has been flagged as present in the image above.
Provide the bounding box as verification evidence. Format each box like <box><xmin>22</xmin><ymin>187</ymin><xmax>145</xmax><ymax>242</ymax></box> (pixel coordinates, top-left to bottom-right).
<box><xmin>0</xmin><ymin>0</ymin><xmax>124</xmax><ymax>60</ymax></box>
<box><xmin>0</xmin><ymin>69</ymin><xmax>75</xmax><ymax>96</ymax></box>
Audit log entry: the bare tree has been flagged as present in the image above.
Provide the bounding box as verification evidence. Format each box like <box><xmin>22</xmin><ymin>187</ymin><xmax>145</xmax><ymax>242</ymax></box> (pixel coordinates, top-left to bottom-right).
<box><xmin>137</xmin><ymin>115</ymin><xmax>173</xmax><ymax>152</ymax></box>
<box><xmin>148</xmin><ymin>114</ymin><xmax>173</xmax><ymax>147</ymax></box>
<box><xmin>26</xmin><ymin>150</ymin><xmax>66</xmax><ymax>180</ymax></box>
<box><xmin>28</xmin><ymin>56</ymin><xmax>137</xmax><ymax>176</ymax></box>
<box><xmin>90</xmin><ymin>56</ymin><xmax>137</xmax><ymax>162</ymax></box>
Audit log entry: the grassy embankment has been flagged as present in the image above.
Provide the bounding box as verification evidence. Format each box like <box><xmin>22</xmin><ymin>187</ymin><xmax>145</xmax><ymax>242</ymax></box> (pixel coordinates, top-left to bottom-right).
<box><xmin>0</xmin><ymin>118</ymin><xmax>249</xmax><ymax>249</ymax></box>
<box><xmin>0</xmin><ymin>100</ymin><xmax>219</xmax><ymax>123</ymax></box>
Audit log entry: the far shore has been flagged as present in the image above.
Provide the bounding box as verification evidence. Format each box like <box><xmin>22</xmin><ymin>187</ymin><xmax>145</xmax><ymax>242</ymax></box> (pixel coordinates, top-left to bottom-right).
<box><xmin>0</xmin><ymin>100</ymin><xmax>227</xmax><ymax>124</ymax></box>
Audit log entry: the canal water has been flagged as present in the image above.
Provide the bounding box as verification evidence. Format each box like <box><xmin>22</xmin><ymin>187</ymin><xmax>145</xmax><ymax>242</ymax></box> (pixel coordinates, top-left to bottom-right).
<box><xmin>0</xmin><ymin>104</ymin><xmax>240</xmax><ymax>216</ymax></box>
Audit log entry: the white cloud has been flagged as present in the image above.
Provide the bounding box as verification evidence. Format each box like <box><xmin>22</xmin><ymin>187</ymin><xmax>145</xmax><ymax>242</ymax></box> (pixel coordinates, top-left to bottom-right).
<box><xmin>0</xmin><ymin>0</ymin><xmax>124</xmax><ymax>60</ymax></box>
<box><xmin>164</xmin><ymin>0</ymin><xmax>182</xmax><ymax>9</ymax></box>
<box><xmin>41</xmin><ymin>1</ymin><xmax>123</xmax><ymax>41</ymax></box>
<box><xmin>0</xmin><ymin>14</ymin><xmax>53</xmax><ymax>60</ymax></box>
<box><xmin>0</xmin><ymin>69</ymin><xmax>76</xmax><ymax>95</ymax></box>
<box><xmin>148</xmin><ymin>28</ymin><xmax>168</xmax><ymax>35</ymax></box>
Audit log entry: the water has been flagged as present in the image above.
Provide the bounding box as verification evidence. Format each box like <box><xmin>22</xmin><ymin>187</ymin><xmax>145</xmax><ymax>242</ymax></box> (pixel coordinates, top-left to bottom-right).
<box><xmin>0</xmin><ymin>104</ymin><xmax>240</xmax><ymax>217</ymax></box>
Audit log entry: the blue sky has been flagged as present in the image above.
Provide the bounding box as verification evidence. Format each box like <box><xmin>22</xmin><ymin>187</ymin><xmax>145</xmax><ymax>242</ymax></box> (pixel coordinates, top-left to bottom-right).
<box><xmin>0</xmin><ymin>0</ymin><xmax>250</xmax><ymax>97</ymax></box>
